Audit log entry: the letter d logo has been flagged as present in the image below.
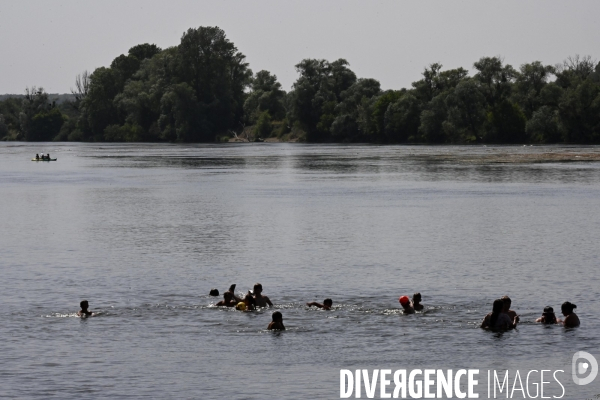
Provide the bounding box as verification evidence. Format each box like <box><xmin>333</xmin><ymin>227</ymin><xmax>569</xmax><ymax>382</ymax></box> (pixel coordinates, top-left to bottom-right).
<box><xmin>572</xmin><ymin>351</ymin><xmax>598</xmax><ymax>385</ymax></box>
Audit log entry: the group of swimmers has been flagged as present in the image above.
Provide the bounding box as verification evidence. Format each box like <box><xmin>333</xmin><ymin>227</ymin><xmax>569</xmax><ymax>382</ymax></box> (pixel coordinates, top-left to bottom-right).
<box><xmin>480</xmin><ymin>295</ymin><xmax>580</xmax><ymax>330</ymax></box>
<box><xmin>76</xmin><ymin>290</ymin><xmax>581</xmax><ymax>332</ymax></box>
<box><xmin>209</xmin><ymin>283</ymin><xmax>290</xmax><ymax>330</ymax></box>
<box><xmin>35</xmin><ymin>153</ymin><xmax>51</xmax><ymax>160</ymax></box>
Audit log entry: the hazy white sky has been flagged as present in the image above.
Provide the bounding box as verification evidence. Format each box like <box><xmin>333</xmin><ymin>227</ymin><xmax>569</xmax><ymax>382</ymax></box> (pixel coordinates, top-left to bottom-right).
<box><xmin>1</xmin><ymin>0</ymin><xmax>598</xmax><ymax>94</ymax></box>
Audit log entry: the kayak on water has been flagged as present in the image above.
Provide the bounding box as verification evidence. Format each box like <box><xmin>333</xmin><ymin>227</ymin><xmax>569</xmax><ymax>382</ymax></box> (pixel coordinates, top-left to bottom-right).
<box><xmin>31</xmin><ymin>158</ymin><xmax>57</xmax><ymax>161</ymax></box>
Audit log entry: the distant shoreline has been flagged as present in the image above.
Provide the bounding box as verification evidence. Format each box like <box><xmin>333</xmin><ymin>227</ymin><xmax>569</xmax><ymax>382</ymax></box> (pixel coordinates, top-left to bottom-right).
<box><xmin>4</xmin><ymin>142</ymin><xmax>600</xmax><ymax>164</ymax></box>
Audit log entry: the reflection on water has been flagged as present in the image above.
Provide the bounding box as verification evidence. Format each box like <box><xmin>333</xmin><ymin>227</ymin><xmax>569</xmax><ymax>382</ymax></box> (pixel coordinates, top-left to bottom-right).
<box><xmin>1</xmin><ymin>143</ymin><xmax>599</xmax><ymax>398</ymax></box>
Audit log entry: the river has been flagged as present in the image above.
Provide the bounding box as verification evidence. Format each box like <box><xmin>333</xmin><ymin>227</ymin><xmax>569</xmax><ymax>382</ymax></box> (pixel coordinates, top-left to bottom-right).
<box><xmin>1</xmin><ymin>143</ymin><xmax>599</xmax><ymax>399</ymax></box>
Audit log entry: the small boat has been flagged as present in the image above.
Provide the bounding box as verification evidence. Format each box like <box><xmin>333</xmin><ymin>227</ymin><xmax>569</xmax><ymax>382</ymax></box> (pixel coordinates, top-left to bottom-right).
<box><xmin>31</xmin><ymin>158</ymin><xmax>57</xmax><ymax>161</ymax></box>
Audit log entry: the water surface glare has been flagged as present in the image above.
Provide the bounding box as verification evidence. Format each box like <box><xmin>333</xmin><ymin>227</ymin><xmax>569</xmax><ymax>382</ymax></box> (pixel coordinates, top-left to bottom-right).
<box><xmin>1</xmin><ymin>143</ymin><xmax>599</xmax><ymax>399</ymax></box>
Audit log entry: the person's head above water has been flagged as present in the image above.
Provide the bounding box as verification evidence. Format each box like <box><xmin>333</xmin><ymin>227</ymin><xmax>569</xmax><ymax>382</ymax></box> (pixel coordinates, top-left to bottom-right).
<box><xmin>492</xmin><ymin>299</ymin><xmax>504</xmax><ymax>313</ymax></box>
<box><xmin>209</xmin><ymin>288</ymin><xmax>219</xmax><ymax>296</ymax></box>
<box><xmin>561</xmin><ymin>301</ymin><xmax>577</xmax><ymax>315</ymax></box>
<box><xmin>80</xmin><ymin>300</ymin><xmax>89</xmax><ymax>310</ymax></box>
<box><xmin>501</xmin><ymin>295</ymin><xmax>512</xmax><ymax>311</ymax></box>
<box><xmin>253</xmin><ymin>283</ymin><xmax>263</xmax><ymax>295</ymax></box>
<box><xmin>399</xmin><ymin>296</ymin><xmax>410</xmax><ymax>306</ymax></box>
<box><xmin>412</xmin><ymin>293</ymin><xmax>422</xmax><ymax>303</ymax></box>
<box><xmin>244</xmin><ymin>293</ymin><xmax>256</xmax><ymax>306</ymax></box>
<box><xmin>489</xmin><ymin>298</ymin><xmax>505</xmax><ymax>328</ymax></box>
<box><xmin>542</xmin><ymin>306</ymin><xmax>557</xmax><ymax>323</ymax></box>
<box><xmin>272</xmin><ymin>311</ymin><xmax>283</xmax><ymax>322</ymax></box>
<box><xmin>324</xmin><ymin>298</ymin><xmax>333</xmax><ymax>307</ymax></box>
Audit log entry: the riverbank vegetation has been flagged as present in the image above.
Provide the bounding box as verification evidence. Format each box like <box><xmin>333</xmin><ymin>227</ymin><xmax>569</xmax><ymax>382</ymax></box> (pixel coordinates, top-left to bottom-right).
<box><xmin>1</xmin><ymin>26</ymin><xmax>599</xmax><ymax>144</ymax></box>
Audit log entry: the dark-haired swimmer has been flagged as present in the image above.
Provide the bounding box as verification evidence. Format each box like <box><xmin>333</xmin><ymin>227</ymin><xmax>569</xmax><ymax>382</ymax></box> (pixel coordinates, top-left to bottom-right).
<box><xmin>501</xmin><ymin>295</ymin><xmax>518</xmax><ymax>320</ymax></box>
<box><xmin>536</xmin><ymin>306</ymin><xmax>561</xmax><ymax>324</ymax></box>
<box><xmin>561</xmin><ymin>301</ymin><xmax>580</xmax><ymax>328</ymax></box>
<box><xmin>411</xmin><ymin>293</ymin><xmax>423</xmax><ymax>311</ymax></box>
<box><xmin>481</xmin><ymin>299</ymin><xmax>519</xmax><ymax>330</ymax></box>
<box><xmin>253</xmin><ymin>283</ymin><xmax>273</xmax><ymax>308</ymax></box>
<box><xmin>226</xmin><ymin>284</ymin><xmax>243</xmax><ymax>302</ymax></box>
<box><xmin>268</xmin><ymin>311</ymin><xmax>285</xmax><ymax>330</ymax></box>
<box><xmin>307</xmin><ymin>298</ymin><xmax>333</xmax><ymax>310</ymax></box>
<box><xmin>236</xmin><ymin>292</ymin><xmax>256</xmax><ymax>311</ymax></box>
<box><xmin>216</xmin><ymin>292</ymin><xmax>238</xmax><ymax>307</ymax></box>
<box><xmin>77</xmin><ymin>300</ymin><xmax>94</xmax><ymax>318</ymax></box>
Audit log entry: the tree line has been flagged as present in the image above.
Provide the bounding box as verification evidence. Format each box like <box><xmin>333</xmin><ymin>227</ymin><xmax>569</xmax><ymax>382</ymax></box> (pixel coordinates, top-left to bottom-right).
<box><xmin>1</xmin><ymin>26</ymin><xmax>599</xmax><ymax>144</ymax></box>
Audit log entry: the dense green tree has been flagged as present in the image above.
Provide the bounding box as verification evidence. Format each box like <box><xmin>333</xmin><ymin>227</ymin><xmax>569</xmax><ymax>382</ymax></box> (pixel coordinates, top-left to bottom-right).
<box><xmin>177</xmin><ymin>26</ymin><xmax>251</xmax><ymax>137</ymax></box>
<box><xmin>128</xmin><ymin>43</ymin><xmax>162</xmax><ymax>62</ymax></box>
<box><xmin>244</xmin><ymin>70</ymin><xmax>286</xmax><ymax>124</ymax></box>
<box><xmin>330</xmin><ymin>78</ymin><xmax>381</xmax><ymax>141</ymax></box>
<box><xmin>384</xmin><ymin>92</ymin><xmax>421</xmax><ymax>142</ymax></box>
<box><xmin>288</xmin><ymin>58</ymin><xmax>357</xmax><ymax>141</ymax></box>
<box><xmin>370</xmin><ymin>90</ymin><xmax>403</xmax><ymax>141</ymax></box>
<box><xmin>555</xmin><ymin>55</ymin><xmax>596</xmax><ymax>88</ymax></box>
<box><xmin>473</xmin><ymin>57</ymin><xmax>517</xmax><ymax>107</ymax></box>
<box><xmin>419</xmin><ymin>94</ymin><xmax>448</xmax><ymax>143</ymax></box>
<box><xmin>81</xmin><ymin>67</ymin><xmax>123</xmax><ymax>140</ymax></box>
<box><xmin>110</xmin><ymin>54</ymin><xmax>141</xmax><ymax>85</ymax></box>
<box><xmin>410</xmin><ymin>64</ymin><xmax>471</xmax><ymax>143</ymax></box>
<box><xmin>254</xmin><ymin>110</ymin><xmax>272</xmax><ymax>139</ymax></box>
<box><xmin>513</xmin><ymin>61</ymin><xmax>555</xmax><ymax>118</ymax></box>
<box><xmin>539</xmin><ymin>82</ymin><xmax>564</xmax><ymax>108</ymax></box>
<box><xmin>558</xmin><ymin>78</ymin><xmax>600</xmax><ymax>143</ymax></box>
<box><xmin>443</xmin><ymin>79</ymin><xmax>487</xmax><ymax>142</ymax></box>
<box><xmin>0</xmin><ymin>114</ymin><xmax>8</xmax><ymax>139</ymax></box>
<box><xmin>19</xmin><ymin>87</ymin><xmax>67</xmax><ymax>141</ymax></box>
<box><xmin>29</xmin><ymin>108</ymin><xmax>65</xmax><ymax>141</ymax></box>
<box><xmin>158</xmin><ymin>82</ymin><xmax>206</xmax><ymax>142</ymax></box>
<box><xmin>412</xmin><ymin>63</ymin><xmax>469</xmax><ymax>103</ymax></box>
<box><xmin>115</xmin><ymin>47</ymin><xmax>179</xmax><ymax>140</ymax></box>
<box><xmin>0</xmin><ymin>97</ymin><xmax>23</xmax><ymax>136</ymax></box>
<box><xmin>484</xmin><ymin>100</ymin><xmax>527</xmax><ymax>143</ymax></box>
<box><xmin>526</xmin><ymin>106</ymin><xmax>563</xmax><ymax>143</ymax></box>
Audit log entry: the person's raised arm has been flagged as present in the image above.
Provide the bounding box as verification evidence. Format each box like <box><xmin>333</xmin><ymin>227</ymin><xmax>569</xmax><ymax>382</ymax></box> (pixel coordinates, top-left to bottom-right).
<box><xmin>307</xmin><ymin>302</ymin><xmax>324</xmax><ymax>308</ymax></box>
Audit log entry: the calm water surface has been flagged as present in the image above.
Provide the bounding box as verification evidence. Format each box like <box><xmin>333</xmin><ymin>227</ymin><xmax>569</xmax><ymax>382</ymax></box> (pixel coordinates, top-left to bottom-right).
<box><xmin>1</xmin><ymin>143</ymin><xmax>599</xmax><ymax>399</ymax></box>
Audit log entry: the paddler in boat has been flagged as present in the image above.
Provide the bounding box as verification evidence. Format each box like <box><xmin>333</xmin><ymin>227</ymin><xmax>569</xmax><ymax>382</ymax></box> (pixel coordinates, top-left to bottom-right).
<box><xmin>35</xmin><ymin>153</ymin><xmax>39</xmax><ymax>160</ymax></box>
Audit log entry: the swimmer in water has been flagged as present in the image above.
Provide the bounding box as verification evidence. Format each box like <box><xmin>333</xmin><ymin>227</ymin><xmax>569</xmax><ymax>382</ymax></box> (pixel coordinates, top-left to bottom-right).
<box><xmin>501</xmin><ymin>295</ymin><xmax>518</xmax><ymax>320</ymax></box>
<box><xmin>561</xmin><ymin>301</ymin><xmax>580</xmax><ymax>328</ymax></box>
<box><xmin>236</xmin><ymin>292</ymin><xmax>256</xmax><ymax>311</ymax></box>
<box><xmin>252</xmin><ymin>283</ymin><xmax>273</xmax><ymax>308</ymax></box>
<box><xmin>225</xmin><ymin>284</ymin><xmax>243</xmax><ymax>302</ymax></box>
<box><xmin>306</xmin><ymin>298</ymin><xmax>333</xmax><ymax>310</ymax></box>
<box><xmin>216</xmin><ymin>291</ymin><xmax>238</xmax><ymax>307</ymax></box>
<box><xmin>481</xmin><ymin>299</ymin><xmax>519</xmax><ymax>330</ymax></box>
<box><xmin>399</xmin><ymin>296</ymin><xmax>415</xmax><ymax>314</ymax></box>
<box><xmin>536</xmin><ymin>306</ymin><xmax>561</xmax><ymax>324</ymax></box>
<box><xmin>267</xmin><ymin>311</ymin><xmax>285</xmax><ymax>330</ymax></box>
<box><xmin>77</xmin><ymin>300</ymin><xmax>94</xmax><ymax>318</ymax></box>
<box><xmin>411</xmin><ymin>293</ymin><xmax>423</xmax><ymax>311</ymax></box>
